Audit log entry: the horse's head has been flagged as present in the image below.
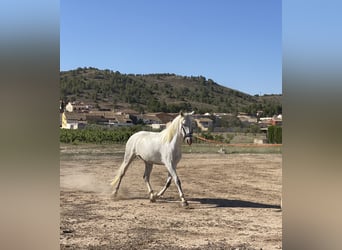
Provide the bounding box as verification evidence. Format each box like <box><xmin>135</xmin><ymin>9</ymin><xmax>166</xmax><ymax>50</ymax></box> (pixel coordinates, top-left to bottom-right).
<box><xmin>180</xmin><ymin>111</ymin><xmax>194</xmax><ymax>145</ymax></box>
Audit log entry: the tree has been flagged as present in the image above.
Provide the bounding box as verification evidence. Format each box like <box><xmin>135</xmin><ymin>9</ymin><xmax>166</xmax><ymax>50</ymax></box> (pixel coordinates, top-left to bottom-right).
<box><xmin>267</xmin><ymin>126</ymin><xmax>282</xmax><ymax>143</ymax></box>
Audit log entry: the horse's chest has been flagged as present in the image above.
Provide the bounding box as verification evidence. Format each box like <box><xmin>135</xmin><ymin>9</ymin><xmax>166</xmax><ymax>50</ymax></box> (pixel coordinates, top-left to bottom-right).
<box><xmin>165</xmin><ymin>147</ymin><xmax>182</xmax><ymax>164</ymax></box>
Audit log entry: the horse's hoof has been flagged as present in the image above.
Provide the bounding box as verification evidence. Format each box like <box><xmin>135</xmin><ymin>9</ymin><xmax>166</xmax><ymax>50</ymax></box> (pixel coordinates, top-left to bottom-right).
<box><xmin>149</xmin><ymin>197</ymin><xmax>156</xmax><ymax>202</ymax></box>
<box><xmin>149</xmin><ymin>194</ymin><xmax>157</xmax><ymax>202</ymax></box>
<box><xmin>111</xmin><ymin>191</ymin><xmax>118</xmax><ymax>199</ymax></box>
<box><xmin>181</xmin><ymin>200</ymin><xmax>189</xmax><ymax>207</ymax></box>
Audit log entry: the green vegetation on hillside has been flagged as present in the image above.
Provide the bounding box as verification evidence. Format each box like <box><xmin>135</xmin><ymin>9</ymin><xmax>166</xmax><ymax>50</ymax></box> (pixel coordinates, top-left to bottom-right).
<box><xmin>60</xmin><ymin>67</ymin><xmax>281</xmax><ymax>115</ymax></box>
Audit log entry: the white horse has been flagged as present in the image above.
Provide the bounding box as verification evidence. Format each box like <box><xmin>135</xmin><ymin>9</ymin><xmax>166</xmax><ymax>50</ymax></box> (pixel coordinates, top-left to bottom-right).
<box><xmin>111</xmin><ymin>111</ymin><xmax>194</xmax><ymax>207</ymax></box>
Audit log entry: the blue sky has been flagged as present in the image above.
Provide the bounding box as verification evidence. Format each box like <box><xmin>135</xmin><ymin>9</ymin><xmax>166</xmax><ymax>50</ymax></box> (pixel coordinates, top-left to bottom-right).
<box><xmin>60</xmin><ymin>0</ymin><xmax>281</xmax><ymax>95</ymax></box>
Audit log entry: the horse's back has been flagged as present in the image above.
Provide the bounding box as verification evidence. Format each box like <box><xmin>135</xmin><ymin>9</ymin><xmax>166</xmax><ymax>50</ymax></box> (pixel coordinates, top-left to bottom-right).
<box><xmin>128</xmin><ymin>130</ymin><xmax>158</xmax><ymax>142</ymax></box>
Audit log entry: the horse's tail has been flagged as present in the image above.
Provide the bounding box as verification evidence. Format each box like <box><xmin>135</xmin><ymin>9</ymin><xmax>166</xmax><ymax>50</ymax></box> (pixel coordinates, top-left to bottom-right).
<box><xmin>110</xmin><ymin>160</ymin><xmax>128</xmax><ymax>187</ymax></box>
<box><xmin>110</xmin><ymin>138</ymin><xmax>136</xmax><ymax>188</ymax></box>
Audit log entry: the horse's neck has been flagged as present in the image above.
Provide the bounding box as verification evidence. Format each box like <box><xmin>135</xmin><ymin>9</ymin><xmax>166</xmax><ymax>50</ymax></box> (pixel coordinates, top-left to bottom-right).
<box><xmin>168</xmin><ymin>130</ymin><xmax>182</xmax><ymax>147</ymax></box>
<box><xmin>170</xmin><ymin>126</ymin><xmax>183</xmax><ymax>147</ymax></box>
<box><xmin>161</xmin><ymin>116</ymin><xmax>183</xmax><ymax>144</ymax></box>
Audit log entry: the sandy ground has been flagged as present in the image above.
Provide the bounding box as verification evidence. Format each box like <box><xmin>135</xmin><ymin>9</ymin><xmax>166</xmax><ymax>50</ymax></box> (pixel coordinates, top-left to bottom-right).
<box><xmin>60</xmin><ymin>144</ymin><xmax>282</xmax><ymax>249</ymax></box>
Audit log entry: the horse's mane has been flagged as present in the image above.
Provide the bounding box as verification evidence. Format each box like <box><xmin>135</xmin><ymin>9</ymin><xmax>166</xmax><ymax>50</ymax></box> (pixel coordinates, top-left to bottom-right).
<box><xmin>161</xmin><ymin>115</ymin><xmax>183</xmax><ymax>143</ymax></box>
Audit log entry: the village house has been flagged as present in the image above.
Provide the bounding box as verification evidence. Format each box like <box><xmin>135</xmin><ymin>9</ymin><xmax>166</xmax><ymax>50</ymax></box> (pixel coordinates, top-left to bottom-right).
<box><xmin>271</xmin><ymin>114</ymin><xmax>282</xmax><ymax>126</ymax></box>
<box><xmin>60</xmin><ymin>101</ymin><xmax>133</xmax><ymax>129</ymax></box>
<box><xmin>60</xmin><ymin>112</ymin><xmax>87</xmax><ymax>129</ymax></box>
<box><xmin>59</xmin><ymin>100</ymin><xmax>282</xmax><ymax>132</ymax></box>
<box><xmin>258</xmin><ymin>115</ymin><xmax>282</xmax><ymax>127</ymax></box>
<box><xmin>113</xmin><ymin>114</ymin><xmax>134</xmax><ymax>127</ymax></box>
<box><xmin>237</xmin><ymin>113</ymin><xmax>258</xmax><ymax>125</ymax></box>
<box><xmin>134</xmin><ymin>112</ymin><xmax>178</xmax><ymax>130</ymax></box>
<box><xmin>71</xmin><ymin>101</ymin><xmax>92</xmax><ymax>112</ymax></box>
<box><xmin>86</xmin><ymin>111</ymin><xmax>133</xmax><ymax>127</ymax></box>
<box><xmin>258</xmin><ymin>114</ymin><xmax>282</xmax><ymax>133</ymax></box>
<box><xmin>194</xmin><ymin>117</ymin><xmax>213</xmax><ymax>131</ymax></box>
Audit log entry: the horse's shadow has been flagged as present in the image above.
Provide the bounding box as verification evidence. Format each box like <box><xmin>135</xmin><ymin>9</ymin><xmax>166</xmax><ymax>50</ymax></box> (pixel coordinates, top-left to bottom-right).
<box><xmin>190</xmin><ymin>198</ymin><xmax>281</xmax><ymax>209</ymax></box>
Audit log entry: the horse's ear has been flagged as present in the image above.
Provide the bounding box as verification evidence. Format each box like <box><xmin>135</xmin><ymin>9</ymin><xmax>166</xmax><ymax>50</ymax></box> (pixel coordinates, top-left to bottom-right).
<box><xmin>179</xmin><ymin>111</ymin><xmax>184</xmax><ymax>117</ymax></box>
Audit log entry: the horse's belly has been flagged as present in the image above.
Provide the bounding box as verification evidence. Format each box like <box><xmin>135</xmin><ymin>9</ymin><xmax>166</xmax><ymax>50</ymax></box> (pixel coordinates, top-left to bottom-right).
<box><xmin>135</xmin><ymin>141</ymin><xmax>163</xmax><ymax>164</ymax></box>
<box><xmin>137</xmin><ymin>151</ymin><xmax>163</xmax><ymax>164</ymax></box>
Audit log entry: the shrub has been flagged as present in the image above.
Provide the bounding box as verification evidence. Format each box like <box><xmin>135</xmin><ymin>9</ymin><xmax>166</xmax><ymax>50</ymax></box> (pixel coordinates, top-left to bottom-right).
<box><xmin>267</xmin><ymin>126</ymin><xmax>282</xmax><ymax>144</ymax></box>
<box><xmin>267</xmin><ymin>126</ymin><xmax>275</xmax><ymax>143</ymax></box>
<box><xmin>275</xmin><ymin>126</ymin><xmax>282</xmax><ymax>144</ymax></box>
<box><xmin>201</xmin><ymin>132</ymin><xmax>214</xmax><ymax>140</ymax></box>
<box><xmin>60</xmin><ymin>125</ymin><xmax>144</xmax><ymax>144</ymax></box>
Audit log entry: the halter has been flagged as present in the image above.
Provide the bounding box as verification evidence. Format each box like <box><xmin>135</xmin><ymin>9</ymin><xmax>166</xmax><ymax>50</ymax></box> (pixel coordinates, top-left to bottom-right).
<box><xmin>181</xmin><ymin>125</ymin><xmax>193</xmax><ymax>140</ymax></box>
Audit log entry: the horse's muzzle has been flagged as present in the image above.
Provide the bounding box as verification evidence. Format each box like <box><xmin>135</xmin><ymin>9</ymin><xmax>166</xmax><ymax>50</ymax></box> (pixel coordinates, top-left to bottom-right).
<box><xmin>185</xmin><ymin>137</ymin><xmax>192</xmax><ymax>145</ymax></box>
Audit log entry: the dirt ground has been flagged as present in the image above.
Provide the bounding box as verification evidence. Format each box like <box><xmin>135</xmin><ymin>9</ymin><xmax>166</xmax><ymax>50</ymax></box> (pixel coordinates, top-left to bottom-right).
<box><xmin>60</xmin><ymin>144</ymin><xmax>282</xmax><ymax>249</ymax></box>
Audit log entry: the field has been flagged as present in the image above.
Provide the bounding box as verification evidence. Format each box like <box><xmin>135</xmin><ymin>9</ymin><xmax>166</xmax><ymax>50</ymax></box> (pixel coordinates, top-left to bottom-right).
<box><xmin>60</xmin><ymin>143</ymin><xmax>282</xmax><ymax>249</ymax></box>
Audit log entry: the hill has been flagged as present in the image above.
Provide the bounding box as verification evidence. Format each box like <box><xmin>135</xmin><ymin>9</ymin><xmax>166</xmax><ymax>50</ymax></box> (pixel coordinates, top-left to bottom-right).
<box><xmin>60</xmin><ymin>67</ymin><xmax>281</xmax><ymax>116</ymax></box>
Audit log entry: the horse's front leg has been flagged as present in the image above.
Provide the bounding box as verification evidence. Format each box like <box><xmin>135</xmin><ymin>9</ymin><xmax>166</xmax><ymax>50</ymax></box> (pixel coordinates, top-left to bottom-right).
<box><xmin>166</xmin><ymin>164</ymin><xmax>188</xmax><ymax>207</ymax></box>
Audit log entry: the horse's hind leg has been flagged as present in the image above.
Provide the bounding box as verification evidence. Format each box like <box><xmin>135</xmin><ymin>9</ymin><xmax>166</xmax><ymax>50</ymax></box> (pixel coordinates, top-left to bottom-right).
<box><xmin>111</xmin><ymin>151</ymin><xmax>135</xmax><ymax>196</ymax></box>
<box><xmin>143</xmin><ymin>162</ymin><xmax>156</xmax><ymax>202</ymax></box>
<box><xmin>156</xmin><ymin>173</ymin><xmax>172</xmax><ymax>198</ymax></box>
